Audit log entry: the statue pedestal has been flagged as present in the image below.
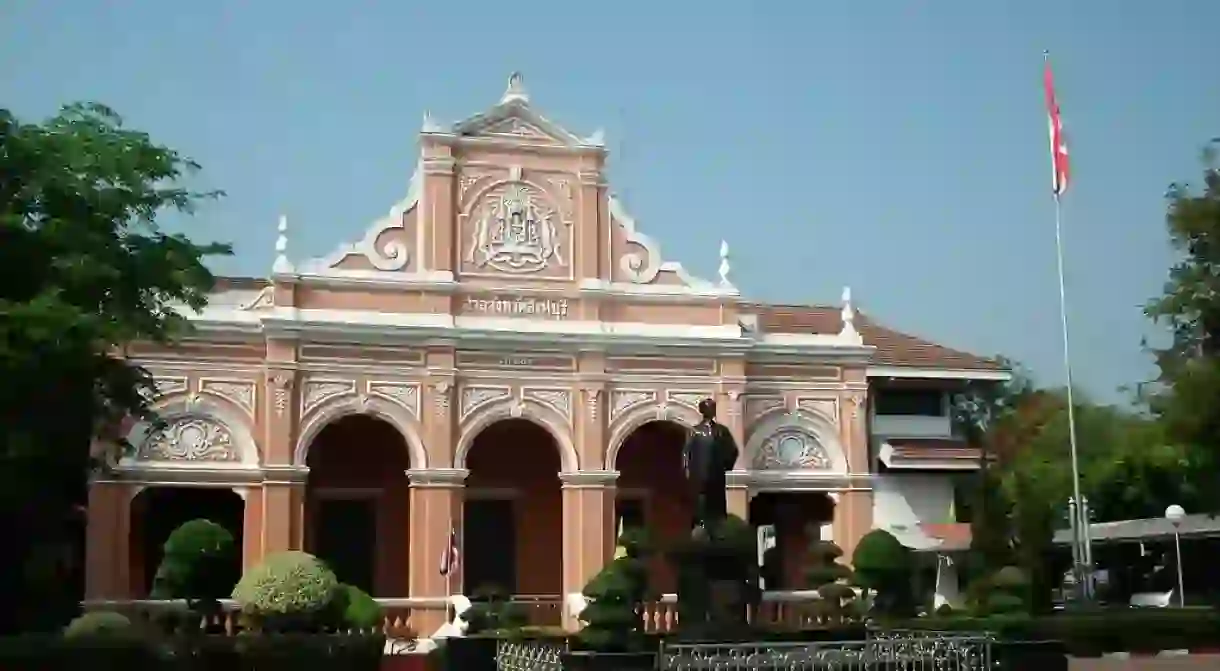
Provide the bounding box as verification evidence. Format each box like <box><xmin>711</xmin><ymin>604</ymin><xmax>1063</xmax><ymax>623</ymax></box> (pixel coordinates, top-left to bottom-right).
<box><xmin>669</xmin><ymin>521</ymin><xmax>759</xmax><ymax>641</ymax></box>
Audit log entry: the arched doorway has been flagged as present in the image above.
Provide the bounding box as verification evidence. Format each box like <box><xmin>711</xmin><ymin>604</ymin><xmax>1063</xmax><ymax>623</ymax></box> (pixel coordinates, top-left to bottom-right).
<box><xmin>463</xmin><ymin>419</ymin><xmax>563</xmax><ymax>599</ymax></box>
<box><xmin>614</xmin><ymin>420</ymin><xmax>691</xmax><ymax>594</ymax></box>
<box><xmin>305</xmin><ymin>415</ymin><xmax>412</xmax><ymax>596</ymax></box>
<box><xmin>128</xmin><ymin>487</ymin><xmax>244</xmax><ymax>597</ymax></box>
<box><xmin>748</xmin><ymin>492</ymin><xmax>835</xmax><ymax>591</ymax></box>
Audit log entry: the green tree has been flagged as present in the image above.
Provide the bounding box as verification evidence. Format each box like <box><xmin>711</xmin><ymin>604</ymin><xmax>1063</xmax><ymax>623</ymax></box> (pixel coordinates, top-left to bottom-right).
<box><xmin>0</xmin><ymin>103</ymin><xmax>229</xmax><ymax>631</ymax></box>
<box><xmin>1145</xmin><ymin>139</ymin><xmax>1220</xmax><ymax>513</ymax></box>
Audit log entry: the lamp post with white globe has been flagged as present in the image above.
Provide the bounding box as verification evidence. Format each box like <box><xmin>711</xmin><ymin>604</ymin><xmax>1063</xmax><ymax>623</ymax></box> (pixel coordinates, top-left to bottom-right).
<box><xmin>1166</xmin><ymin>504</ymin><xmax>1187</xmax><ymax>608</ymax></box>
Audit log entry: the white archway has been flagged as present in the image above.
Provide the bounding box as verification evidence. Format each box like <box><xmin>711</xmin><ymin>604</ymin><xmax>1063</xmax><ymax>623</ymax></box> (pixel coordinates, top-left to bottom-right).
<box><xmin>124</xmin><ymin>395</ymin><xmax>261</xmax><ymax>469</ymax></box>
<box><xmin>604</xmin><ymin>402</ymin><xmax>699</xmax><ymax>470</ymax></box>
<box><xmin>293</xmin><ymin>395</ymin><xmax>428</xmax><ymax>469</ymax></box>
<box><xmin>455</xmin><ymin>399</ymin><xmax>578</xmax><ymax>472</ymax></box>
<box><xmin>745</xmin><ymin>409</ymin><xmax>848</xmax><ymax>474</ymax></box>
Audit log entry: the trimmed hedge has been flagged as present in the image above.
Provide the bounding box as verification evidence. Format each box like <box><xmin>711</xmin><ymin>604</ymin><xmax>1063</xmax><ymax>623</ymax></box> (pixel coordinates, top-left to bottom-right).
<box><xmin>0</xmin><ymin>632</ymin><xmax>385</xmax><ymax>671</ymax></box>
<box><xmin>906</xmin><ymin>608</ymin><xmax>1220</xmax><ymax>656</ymax></box>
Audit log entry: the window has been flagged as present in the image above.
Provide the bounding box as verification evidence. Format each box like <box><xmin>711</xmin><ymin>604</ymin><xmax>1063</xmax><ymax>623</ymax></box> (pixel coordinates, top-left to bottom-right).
<box><xmin>874</xmin><ymin>389</ymin><xmax>945</xmax><ymax>416</ymax></box>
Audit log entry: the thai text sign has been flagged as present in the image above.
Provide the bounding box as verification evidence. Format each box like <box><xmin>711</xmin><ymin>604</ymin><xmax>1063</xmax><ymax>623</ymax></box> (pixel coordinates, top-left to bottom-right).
<box><xmin>463</xmin><ymin>296</ymin><xmax>569</xmax><ymax>319</ymax></box>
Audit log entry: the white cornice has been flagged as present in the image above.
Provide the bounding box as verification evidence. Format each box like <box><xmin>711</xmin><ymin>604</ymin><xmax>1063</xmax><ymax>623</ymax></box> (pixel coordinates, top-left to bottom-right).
<box><xmin>868</xmin><ymin>366</ymin><xmax>1010</xmax><ymax>382</ymax></box>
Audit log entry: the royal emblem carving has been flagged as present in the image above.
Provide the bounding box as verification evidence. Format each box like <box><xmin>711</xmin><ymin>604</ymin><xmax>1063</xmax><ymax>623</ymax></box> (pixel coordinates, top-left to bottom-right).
<box><xmin>466</xmin><ymin>183</ymin><xmax>564</xmax><ymax>274</ymax></box>
<box><xmin>139</xmin><ymin>417</ymin><xmax>237</xmax><ymax>462</ymax></box>
<box><xmin>754</xmin><ymin>428</ymin><xmax>830</xmax><ymax>471</ymax></box>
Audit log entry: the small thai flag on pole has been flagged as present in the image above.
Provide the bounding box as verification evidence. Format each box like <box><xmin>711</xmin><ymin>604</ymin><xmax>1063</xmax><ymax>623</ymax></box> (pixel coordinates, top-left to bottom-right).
<box><xmin>439</xmin><ymin>528</ymin><xmax>460</xmax><ymax>577</ymax></box>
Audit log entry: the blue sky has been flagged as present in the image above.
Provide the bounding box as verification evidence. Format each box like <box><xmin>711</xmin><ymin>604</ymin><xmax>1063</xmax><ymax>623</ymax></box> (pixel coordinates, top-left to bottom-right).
<box><xmin>3</xmin><ymin>1</ymin><xmax>1218</xmax><ymax>403</ymax></box>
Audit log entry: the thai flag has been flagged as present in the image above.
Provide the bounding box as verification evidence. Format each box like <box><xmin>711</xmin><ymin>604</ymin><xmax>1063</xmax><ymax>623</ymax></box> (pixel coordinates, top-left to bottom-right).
<box><xmin>439</xmin><ymin>528</ymin><xmax>460</xmax><ymax>577</ymax></box>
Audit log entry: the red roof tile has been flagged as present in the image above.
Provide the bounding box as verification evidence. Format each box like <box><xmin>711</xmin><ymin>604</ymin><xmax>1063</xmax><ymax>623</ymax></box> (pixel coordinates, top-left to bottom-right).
<box><xmin>751</xmin><ymin>303</ymin><xmax>1004</xmax><ymax>372</ymax></box>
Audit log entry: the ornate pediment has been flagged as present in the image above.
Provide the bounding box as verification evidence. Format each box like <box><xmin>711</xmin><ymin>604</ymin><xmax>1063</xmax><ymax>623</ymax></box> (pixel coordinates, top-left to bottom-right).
<box><xmin>449</xmin><ymin>74</ymin><xmax>594</xmax><ymax>147</ymax></box>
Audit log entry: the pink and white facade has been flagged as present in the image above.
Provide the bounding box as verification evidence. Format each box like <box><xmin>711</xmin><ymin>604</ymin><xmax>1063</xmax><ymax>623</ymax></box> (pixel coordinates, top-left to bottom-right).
<box><xmin>84</xmin><ymin>75</ymin><xmax>1007</xmax><ymax>630</ymax></box>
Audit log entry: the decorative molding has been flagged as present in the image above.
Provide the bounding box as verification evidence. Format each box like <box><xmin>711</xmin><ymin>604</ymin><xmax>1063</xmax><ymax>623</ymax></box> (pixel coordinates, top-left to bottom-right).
<box><xmin>367</xmin><ymin>381</ymin><xmax>421</xmax><ymax>418</ymax></box>
<box><xmin>301</xmin><ymin>378</ymin><xmax>357</xmax><ymax>417</ymax></box>
<box><xmin>846</xmin><ymin>392</ymin><xmax>866</xmax><ymax>422</ymax></box>
<box><xmin>745</xmin><ymin>396</ymin><xmax>785</xmax><ymax>425</ymax></box>
<box><xmin>582</xmin><ymin>386</ymin><xmax>603</xmax><ymax>422</ymax></box>
<box><xmin>460</xmin><ymin>385</ymin><xmax>512</xmax><ymax>420</ymax></box>
<box><xmin>433</xmin><ymin>380</ymin><xmax>453</xmax><ymax>415</ymax></box>
<box><xmin>152</xmin><ymin>376</ymin><xmax>189</xmax><ymax>399</ymax></box>
<box><xmin>726</xmin><ymin>469</ymin><xmax>873</xmax><ymax>492</ymax></box>
<box><xmin>523</xmin><ymin>387</ymin><xmax>572</xmax><ymax>423</ymax></box>
<box><xmin>198</xmin><ymin>378</ymin><xmax>256</xmax><ymax>416</ymax></box>
<box><xmin>666</xmin><ymin>390</ymin><xmax>710</xmax><ymax>413</ymax></box>
<box><xmin>609</xmin><ymin>389</ymin><xmax>655</xmax><ymax>423</ymax></box>
<box><xmin>405</xmin><ymin>468</ymin><xmax>469</xmax><ymax>486</ymax></box>
<box><xmin>262</xmin><ymin>464</ymin><xmax>311</xmax><ymax>484</ymax></box>
<box><xmin>137</xmin><ymin>417</ymin><xmax>238</xmax><ymax>463</ymax></box>
<box><xmin>559</xmin><ymin>470</ymin><xmax>619</xmax><ymax>487</ymax></box>
<box><xmin>796</xmin><ymin>398</ymin><xmax>839</xmax><ymax>426</ymax></box>
<box><xmin>297</xmin><ymin>164</ymin><xmax>422</xmax><ymax>274</ymax></box>
<box><xmin>754</xmin><ymin>427</ymin><xmax>831</xmax><ymax>471</ymax></box>
<box><xmin>268</xmin><ymin>374</ymin><xmax>292</xmax><ymax>418</ymax></box>
<box><xmin>608</xmin><ymin>195</ymin><xmax>731</xmax><ymax>293</ymax></box>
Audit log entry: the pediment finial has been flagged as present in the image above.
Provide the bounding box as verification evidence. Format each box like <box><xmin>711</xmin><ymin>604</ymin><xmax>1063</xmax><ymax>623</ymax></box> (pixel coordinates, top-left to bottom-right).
<box><xmin>421</xmin><ymin>110</ymin><xmax>443</xmax><ymax>133</ymax></box>
<box><xmin>501</xmin><ymin>71</ymin><xmax>529</xmax><ymax>104</ymax></box>
<box><xmin>718</xmin><ymin>240</ymin><xmax>731</xmax><ymax>286</ymax></box>
<box><xmin>839</xmin><ymin>286</ymin><xmax>859</xmax><ymax>340</ymax></box>
<box><xmin>273</xmin><ymin>214</ymin><xmax>293</xmax><ymax>274</ymax></box>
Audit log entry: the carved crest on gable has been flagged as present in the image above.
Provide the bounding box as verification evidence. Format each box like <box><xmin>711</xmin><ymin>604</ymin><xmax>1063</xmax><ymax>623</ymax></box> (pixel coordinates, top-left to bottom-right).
<box><xmin>465</xmin><ymin>182</ymin><xmax>566</xmax><ymax>276</ymax></box>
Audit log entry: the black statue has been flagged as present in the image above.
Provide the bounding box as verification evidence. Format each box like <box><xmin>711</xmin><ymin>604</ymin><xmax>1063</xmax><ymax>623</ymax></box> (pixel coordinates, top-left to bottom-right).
<box><xmin>681</xmin><ymin>397</ymin><xmax>739</xmax><ymax>534</ymax></box>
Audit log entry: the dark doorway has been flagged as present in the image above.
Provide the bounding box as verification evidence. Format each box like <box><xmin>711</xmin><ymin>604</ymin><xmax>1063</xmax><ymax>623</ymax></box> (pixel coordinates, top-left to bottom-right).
<box><xmin>314</xmin><ymin>498</ymin><xmax>377</xmax><ymax>593</ymax></box>
<box><xmin>463</xmin><ymin>498</ymin><xmax>516</xmax><ymax>594</ymax></box>
<box><xmin>132</xmin><ymin>487</ymin><xmax>244</xmax><ymax>596</ymax></box>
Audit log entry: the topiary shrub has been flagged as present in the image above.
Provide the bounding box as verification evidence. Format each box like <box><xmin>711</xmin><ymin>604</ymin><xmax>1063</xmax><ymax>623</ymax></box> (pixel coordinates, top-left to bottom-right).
<box><xmin>463</xmin><ymin>584</ymin><xmax>528</xmax><ymax>635</ymax></box>
<box><xmin>804</xmin><ymin>537</ymin><xmax>857</xmax><ymax>624</ymax></box>
<box><xmin>63</xmin><ymin>611</ymin><xmax>134</xmax><ymax>639</ymax></box>
<box><xmin>232</xmin><ymin>551</ymin><xmax>340</xmax><ymax>631</ymax></box>
<box><xmin>852</xmin><ymin>529</ymin><xmax>915</xmax><ymax>618</ymax></box>
<box><xmin>150</xmin><ymin>519</ymin><xmax>239</xmax><ymax>607</ymax></box>
<box><xmin>337</xmin><ymin>583</ymin><xmax>384</xmax><ymax>630</ymax></box>
<box><xmin>967</xmin><ymin>565</ymin><xmax>1031</xmax><ymax>616</ymax></box>
<box><xmin>577</xmin><ymin>527</ymin><xmax>650</xmax><ymax>652</ymax></box>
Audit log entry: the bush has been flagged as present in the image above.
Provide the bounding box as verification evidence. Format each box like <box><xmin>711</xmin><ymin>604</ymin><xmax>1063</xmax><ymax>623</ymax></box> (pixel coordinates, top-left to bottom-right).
<box><xmin>150</xmin><ymin>519</ymin><xmax>239</xmax><ymax>603</ymax></box>
<box><xmin>464</xmin><ymin>584</ymin><xmax>528</xmax><ymax>635</ymax></box>
<box><xmin>337</xmin><ymin>584</ymin><xmax>383</xmax><ymax>630</ymax></box>
<box><xmin>967</xmin><ymin>566</ymin><xmax>1030</xmax><ymax>616</ymax></box>
<box><xmin>906</xmin><ymin>608</ymin><xmax>1220</xmax><ymax>656</ymax></box>
<box><xmin>232</xmin><ymin>551</ymin><xmax>340</xmax><ymax>631</ymax></box>
<box><xmin>62</xmin><ymin>611</ymin><xmax>133</xmax><ymax>639</ymax></box>
<box><xmin>0</xmin><ymin>632</ymin><xmax>386</xmax><ymax>671</ymax></box>
<box><xmin>852</xmin><ymin>529</ymin><xmax>914</xmax><ymax>618</ymax></box>
<box><xmin>577</xmin><ymin>529</ymin><xmax>650</xmax><ymax>652</ymax></box>
<box><xmin>804</xmin><ymin>538</ymin><xmax>857</xmax><ymax>624</ymax></box>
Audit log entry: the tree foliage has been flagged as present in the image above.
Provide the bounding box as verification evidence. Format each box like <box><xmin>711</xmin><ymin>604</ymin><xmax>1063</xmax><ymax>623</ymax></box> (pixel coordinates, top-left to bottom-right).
<box><xmin>0</xmin><ymin>103</ymin><xmax>229</xmax><ymax>631</ymax></box>
<box><xmin>1145</xmin><ymin>140</ymin><xmax>1220</xmax><ymax>512</ymax></box>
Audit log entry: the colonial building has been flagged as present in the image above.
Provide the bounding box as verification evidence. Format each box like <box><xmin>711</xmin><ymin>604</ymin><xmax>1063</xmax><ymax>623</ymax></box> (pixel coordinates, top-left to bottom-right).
<box><xmin>84</xmin><ymin>74</ymin><xmax>1005</xmax><ymax>628</ymax></box>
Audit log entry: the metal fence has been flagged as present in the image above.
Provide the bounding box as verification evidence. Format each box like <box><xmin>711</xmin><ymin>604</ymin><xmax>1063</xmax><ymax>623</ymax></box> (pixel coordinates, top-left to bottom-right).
<box><xmin>662</xmin><ymin>630</ymin><xmax>995</xmax><ymax>671</ymax></box>
<box><xmin>497</xmin><ymin>629</ymin><xmax>995</xmax><ymax>671</ymax></box>
<box><xmin>496</xmin><ymin>638</ymin><xmax>570</xmax><ymax>671</ymax></box>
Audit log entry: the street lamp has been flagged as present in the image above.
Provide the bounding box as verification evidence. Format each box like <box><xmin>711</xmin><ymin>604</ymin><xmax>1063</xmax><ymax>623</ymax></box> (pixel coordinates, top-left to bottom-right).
<box><xmin>1165</xmin><ymin>504</ymin><xmax>1187</xmax><ymax>608</ymax></box>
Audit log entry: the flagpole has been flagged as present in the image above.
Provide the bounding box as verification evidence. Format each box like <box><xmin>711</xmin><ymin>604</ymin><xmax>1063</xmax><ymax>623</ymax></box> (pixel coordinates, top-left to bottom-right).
<box><xmin>1052</xmin><ymin>191</ymin><xmax>1091</xmax><ymax>601</ymax></box>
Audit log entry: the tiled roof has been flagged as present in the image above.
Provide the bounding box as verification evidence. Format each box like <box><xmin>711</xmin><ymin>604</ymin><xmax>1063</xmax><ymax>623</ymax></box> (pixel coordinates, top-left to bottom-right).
<box><xmin>753</xmin><ymin>304</ymin><xmax>1005</xmax><ymax>371</ymax></box>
